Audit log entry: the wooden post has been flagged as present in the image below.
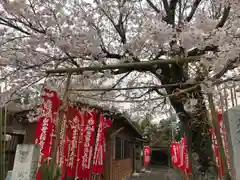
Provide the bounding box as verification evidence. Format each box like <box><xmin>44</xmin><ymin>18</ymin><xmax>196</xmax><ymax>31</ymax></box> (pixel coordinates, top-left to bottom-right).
<box><xmin>233</xmin><ymin>82</ymin><xmax>238</xmax><ymax>106</ymax></box>
<box><xmin>223</xmin><ymin>84</ymin><xmax>229</xmax><ymax>110</ymax></box>
<box><xmin>217</xmin><ymin>86</ymin><xmax>225</xmax><ymax>111</ymax></box>
<box><xmin>50</xmin><ymin>73</ymin><xmax>72</xmax><ymax>180</ymax></box>
<box><xmin>230</xmin><ymin>87</ymin><xmax>234</xmax><ymax>107</ymax></box>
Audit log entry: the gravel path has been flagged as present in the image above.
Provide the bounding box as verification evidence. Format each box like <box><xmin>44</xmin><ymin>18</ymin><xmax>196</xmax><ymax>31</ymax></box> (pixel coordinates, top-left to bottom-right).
<box><xmin>129</xmin><ymin>166</ymin><xmax>170</xmax><ymax>180</ymax></box>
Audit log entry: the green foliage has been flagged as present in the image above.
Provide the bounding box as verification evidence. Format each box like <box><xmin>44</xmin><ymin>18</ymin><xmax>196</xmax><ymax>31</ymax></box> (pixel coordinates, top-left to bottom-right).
<box><xmin>38</xmin><ymin>158</ymin><xmax>62</xmax><ymax>180</ymax></box>
<box><xmin>136</xmin><ymin>114</ymin><xmax>180</xmax><ymax>145</ymax></box>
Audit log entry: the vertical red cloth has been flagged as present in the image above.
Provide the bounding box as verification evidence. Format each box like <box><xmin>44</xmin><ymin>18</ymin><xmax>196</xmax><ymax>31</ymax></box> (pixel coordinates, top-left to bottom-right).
<box><xmin>35</xmin><ymin>89</ymin><xmax>61</xmax><ymax>180</ymax></box>
<box><xmin>216</xmin><ymin>110</ymin><xmax>230</xmax><ymax>176</ymax></box>
<box><xmin>170</xmin><ymin>142</ymin><xmax>180</xmax><ymax>167</ymax></box>
<box><xmin>92</xmin><ymin>114</ymin><xmax>104</xmax><ymax>174</ymax></box>
<box><xmin>179</xmin><ymin>137</ymin><xmax>186</xmax><ymax>171</ymax></box>
<box><xmin>57</xmin><ymin>113</ymin><xmax>70</xmax><ymax>180</ymax></box>
<box><xmin>77</xmin><ymin>110</ymin><xmax>97</xmax><ymax>178</ymax></box>
<box><xmin>92</xmin><ymin>115</ymin><xmax>112</xmax><ymax>174</ymax></box>
<box><xmin>144</xmin><ymin>146</ymin><xmax>151</xmax><ymax>165</ymax></box>
<box><xmin>65</xmin><ymin>107</ymin><xmax>82</xmax><ymax>177</ymax></box>
<box><xmin>170</xmin><ymin>137</ymin><xmax>191</xmax><ymax>175</ymax></box>
<box><xmin>75</xmin><ymin>110</ymin><xmax>86</xmax><ymax>178</ymax></box>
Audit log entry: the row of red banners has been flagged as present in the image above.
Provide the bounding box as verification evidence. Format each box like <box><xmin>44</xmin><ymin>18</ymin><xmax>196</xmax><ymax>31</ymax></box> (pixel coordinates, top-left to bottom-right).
<box><xmin>170</xmin><ymin>110</ymin><xmax>230</xmax><ymax>178</ymax></box>
<box><xmin>34</xmin><ymin>89</ymin><xmax>112</xmax><ymax>179</ymax></box>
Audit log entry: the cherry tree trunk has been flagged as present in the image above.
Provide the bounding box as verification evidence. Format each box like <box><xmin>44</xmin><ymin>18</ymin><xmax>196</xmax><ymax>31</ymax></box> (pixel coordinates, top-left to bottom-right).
<box><xmin>152</xmin><ymin>64</ymin><xmax>217</xmax><ymax>179</ymax></box>
<box><xmin>171</xmin><ymin>86</ymin><xmax>216</xmax><ymax>179</ymax></box>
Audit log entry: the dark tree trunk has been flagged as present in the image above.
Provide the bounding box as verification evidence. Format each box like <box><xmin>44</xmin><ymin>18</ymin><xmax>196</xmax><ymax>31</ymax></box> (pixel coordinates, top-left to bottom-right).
<box><xmin>151</xmin><ymin>62</ymin><xmax>216</xmax><ymax>178</ymax></box>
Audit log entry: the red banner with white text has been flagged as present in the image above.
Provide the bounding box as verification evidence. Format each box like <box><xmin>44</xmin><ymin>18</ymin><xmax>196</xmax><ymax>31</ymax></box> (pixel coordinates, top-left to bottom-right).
<box><xmin>170</xmin><ymin>142</ymin><xmax>180</xmax><ymax>167</ymax></box>
<box><xmin>170</xmin><ymin>137</ymin><xmax>191</xmax><ymax>176</ymax></box>
<box><xmin>35</xmin><ymin>89</ymin><xmax>60</xmax><ymax>180</ymax></box>
<box><xmin>77</xmin><ymin>110</ymin><xmax>96</xmax><ymax>178</ymax></box>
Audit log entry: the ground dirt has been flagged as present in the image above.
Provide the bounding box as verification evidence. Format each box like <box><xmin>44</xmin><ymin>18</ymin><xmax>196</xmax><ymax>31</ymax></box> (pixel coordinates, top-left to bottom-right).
<box><xmin>129</xmin><ymin>165</ymin><xmax>171</xmax><ymax>180</ymax></box>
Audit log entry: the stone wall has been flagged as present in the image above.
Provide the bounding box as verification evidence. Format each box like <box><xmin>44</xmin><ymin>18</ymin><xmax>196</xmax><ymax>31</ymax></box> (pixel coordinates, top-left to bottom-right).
<box><xmin>224</xmin><ymin>107</ymin><xmax>240</xmax><ymax>180</ymax></box>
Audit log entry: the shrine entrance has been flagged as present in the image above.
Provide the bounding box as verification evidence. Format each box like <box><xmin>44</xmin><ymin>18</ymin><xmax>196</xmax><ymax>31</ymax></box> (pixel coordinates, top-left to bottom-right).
<box><xmin>150</xmin><ymin>149</ymin><xmax>169</xmax><ymax>166</ymax></box>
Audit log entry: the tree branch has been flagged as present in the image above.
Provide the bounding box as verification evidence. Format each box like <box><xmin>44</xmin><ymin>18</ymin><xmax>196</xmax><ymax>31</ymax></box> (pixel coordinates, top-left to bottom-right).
<box><xmin>187</xmin><ymin>45</ymin><xmax>218</xmax><ymax>56</ymax></box>
<box><xmin>162</xmin><ymin>0</ymin><xmax>169</xmax><ymax>12</ymax></box>
<box><xmin>146</xmin><ymin>0</ymin><xmax>161</xmax><ymax>13</ymax></box>
<box><xmin>167</xmin><ymin>0</ymin><xmax>178</xmax><ymax>25</ymax></box>
<box><xmin>100</xmin><ymin>72</ymin><xmax>131</xmax><ymax>97</ymax></box>
<box><xmin>75</xmin><ymin>84</ymin><xmax>200</xmax><ymax>103</ymax></box>
<box><xmin>0</xmin><ymin>17</ymin><xmax>31</xmax><ymax>35</ymax></box>
<box><xmin>186</xmin><ymin>0</ymin><xmax>202</xmax><ymax>22</ymax></box>
<box><xmin>46</xmin><ymin>56</ymin><xmax>200</xmax><ymax>74</ymax></box>
<box><xmin>69</xmin><ymin>83</ymin><xmax>192</xmax><ymax>91</ymax></box>
<box><xmin>216</xmin><ymin>6</ymin><xmax>231</xmax><ymax>28</ymax></box>
<box><xmin>94</xmin><ymin>0</ymin><xmax>126</xmax><ymax>44</ymax></box>
<box><xmin>120</xmin><ymin>88</ymin><xmax>156</xmax><ymax>99</ymax></box>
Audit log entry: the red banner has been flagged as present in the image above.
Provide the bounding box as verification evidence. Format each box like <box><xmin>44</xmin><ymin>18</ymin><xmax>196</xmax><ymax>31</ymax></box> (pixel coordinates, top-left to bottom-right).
<box><xmin>92</xmin><ymin>116</ymin><xmax>113</xmax><ymax>174</ymax></box>
<box><xmin>77</xmin><ymin>110</ymin><xmax>96</xmax><ymax>178</ymax></box>
<box><xmin>35</xmin><ymin>89</ymin><xmax>61</xmax><ymax>180</ymax></box>
<box><xmin>144</xmin><ymin>146</ymin><xmax>151</xmax><ymax>165</ymax></box>
<box><xmin>92</xmin><ymin>114</ymin><xmax>104</xmax><ymax>174</ymax></box>
<box><xmin>66</xmin><ymin>108</ymin><xmax>82</xmax><ymax>177</ymax></box>
<box><xmin>170</xmin><ymin>137</ymin><xmax>191</xmax><ymax>176</ymax></box>
<box><xmin>170</xmin><ymin>142</ymin><xmax>180</xmax><ymax>167</ymax></box>
<box><xmin>61</xmin><ymin>107</ymin><xmax>73</xmax><ymax>178</ymax></box>
<box><xmin>74</xmin><ymin>110</ymin><xmax>86</xmax><ymax>178</ymax></box>
<box><xmin>218</xmin><ymin>110</ymin><xmax>230</xmax><ymax>172</ymax></box>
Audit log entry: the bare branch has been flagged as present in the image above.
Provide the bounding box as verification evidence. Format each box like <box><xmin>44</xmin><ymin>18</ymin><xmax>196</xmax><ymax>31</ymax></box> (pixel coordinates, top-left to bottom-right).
<box><xmin>146</xmin><ymin>0</ymin><xmax>161</xmax><ymax>13</ymax></box>
<box><xmin>162</xmin><ymin>0</ymin><xmax>169</xmax><ymax>12</ymax></box>
<box><xmin>187</xmin><ymin>45</ymin><xmax>218</xmax><ymax>56</ymax></box>
<box><xmin>167</xmin><ymin>0</ymin><xmax>178</xmax><ymax>25</ymax></box>
<box><xmin>216</xmin><ymin>6</ymin><xmax>231</xmax><ymax>28</ymax></box>
<box><xmin>0</xmin><ymin>17</ymin><xmax>31</xmax><ymax>35</ymax></box>
<box><xmin>69</xmin><ymin>77</ymin><xmax>240</xmax><ymax>92</ymax></box>
<box><xmin>186</xmin><ymin>0</ymin><xmax>202</xmax><ymax>22</ymax></box>
<box><xmin>99</xmin><ymin>72</ymin><xmax>131</xmax><ymax>97</ymax></box>
<box><xmin>75</xmin><ymin>84</ymin><xmax>200</xmax><ymax>103</ymax></box>
<box><xmin>94</xmin><ymin>0</ymin><xmax>126</xmax><ymax>44</ymax></box>
<box><xmin>213</xmin><ymin>57</ymin><xmax>238</xmax><ymax>79</ymax></box>
<box><xmin>68</xmin><ymin>82</ymin><xmax>196</xmax><ymax>92</ymax></box>
<box><xmin>64</xmin><ymin>52</ymin><xmax>80</xmax><ymax>67</ymax></box>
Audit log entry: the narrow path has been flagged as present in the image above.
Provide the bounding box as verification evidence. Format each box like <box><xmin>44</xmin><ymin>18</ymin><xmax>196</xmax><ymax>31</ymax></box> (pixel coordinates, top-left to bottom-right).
<box><xmin>130</xmin><ymin>165</ymin><xmax>170</xmax><ymax>180</ymax></box>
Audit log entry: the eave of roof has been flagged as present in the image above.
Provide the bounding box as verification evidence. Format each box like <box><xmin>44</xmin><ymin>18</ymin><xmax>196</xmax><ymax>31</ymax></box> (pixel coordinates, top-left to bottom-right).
<box><xmin>75</xmin><ymin>101</ymin><xmax>143</xmax><ymax>138</ymax></box>
<box><xmin>8</xmin><ymin>101</ymin><xmax>143</xmax><ymax>138</ymax></box>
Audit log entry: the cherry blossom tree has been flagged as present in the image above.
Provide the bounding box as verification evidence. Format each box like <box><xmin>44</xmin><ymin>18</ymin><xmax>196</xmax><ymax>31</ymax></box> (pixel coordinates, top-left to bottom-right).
<box><xmin>0</xmin><ymin>0</ymin><xmax>239</xmax><ymax>178</ymax></box>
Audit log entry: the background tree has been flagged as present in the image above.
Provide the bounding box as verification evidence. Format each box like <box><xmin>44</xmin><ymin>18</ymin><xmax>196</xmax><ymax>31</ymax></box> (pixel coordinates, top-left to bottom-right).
<box><xmin>135</xmin><ymin>114</ymin><xmax>179</xmax><ymax>145</ymax></box>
